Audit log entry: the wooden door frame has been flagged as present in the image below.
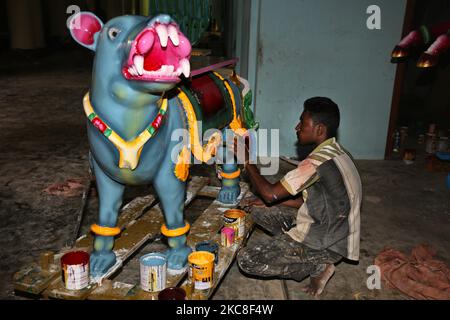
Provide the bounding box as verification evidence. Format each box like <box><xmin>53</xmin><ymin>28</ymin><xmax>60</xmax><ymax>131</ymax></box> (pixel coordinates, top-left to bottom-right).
<box><xmin>384</xmin><ymin>0</ymin><xmax>417</xmax><ymax>159</ymax></box>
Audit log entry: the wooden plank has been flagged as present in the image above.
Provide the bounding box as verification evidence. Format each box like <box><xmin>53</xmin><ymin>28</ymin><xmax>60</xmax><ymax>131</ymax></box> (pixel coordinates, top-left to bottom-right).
<box><xmin>197</xmin><ymin>185</ymin><xmax>220</xmax><ymax>198</ymax></box>
<box><xmin>88</xmin><ymin>182</ymin><xmax>250</xmax><ymax>300</ymax></box>
<box><xmin>75</xmin><ymin>194</ymin><xmax>157</xmax><ymax>249</ymax></box>
<box><xmin>13</xmin><ymin>192</ymin><xmax>156</xmax><ymax>295</ymax></box>
<box><xmin>13</xmin><ymin>263</ymin><xmax>58</xmax><ymax>296</ymax></box>
<box><xmin>45</xmin><ymin>176</ymin><xmax>209</xmax><ymax>300</ymax></box>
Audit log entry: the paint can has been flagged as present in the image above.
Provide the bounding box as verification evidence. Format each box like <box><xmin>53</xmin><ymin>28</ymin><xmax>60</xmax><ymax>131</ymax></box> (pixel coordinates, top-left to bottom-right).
<box><xmin>140</xmin><ymin>253</ymin><xmax>167</xmax><ymax>292</ymax></box>
<box><xmin>221</xmin><ymin>227</ymin><xmax>235</xmax><ymax>247</ymax></box>
<box><xmin>402</xmin><ymin>149</ymin><xmax>416</xmax><ymax>165</ymax></box>
<box><xmin>195</xmin><ymin>241</ymin><xmax>219</xmax><ymax>264</ymax></box>
<box><xmin>223</xmin><ymin>209</ymin><xmax>246</xmax><ymax>239</ymax></box>
<box><xmin>60</xmin><ymin>251</ymin><xmax>90</xmax><ymax>290</ymax></box>
<box><xmin>188</xmin><ymin>251</ymin><xmax>215</xmax><ymax>290</ymax></box>
<box><xmin>158</xmin><ymin>287</ymin><xmax>186</xmax><ymax>300</ymax></box>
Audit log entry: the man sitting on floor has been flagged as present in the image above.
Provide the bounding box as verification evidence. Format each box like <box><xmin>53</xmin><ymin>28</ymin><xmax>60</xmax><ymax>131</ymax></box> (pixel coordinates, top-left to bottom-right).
<box><xmin>232</xmin><ymin>97</ymin><xmax>362</xmax><ymax>297</ymax></box>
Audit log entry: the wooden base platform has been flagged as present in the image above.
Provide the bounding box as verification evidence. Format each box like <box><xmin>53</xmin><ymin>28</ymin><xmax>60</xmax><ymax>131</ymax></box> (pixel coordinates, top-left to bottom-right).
<box><xmin>13</xmin><ymin>176</ymin><xmax>255</xmax><ymax>300</ymax></box>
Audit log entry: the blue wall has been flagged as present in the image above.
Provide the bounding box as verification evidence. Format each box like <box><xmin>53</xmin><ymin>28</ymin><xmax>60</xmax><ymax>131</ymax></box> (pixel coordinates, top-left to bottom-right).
<box><xmin>247</xmin><ymin>0</ymin><xmax>406</xmax><ymax>159</ymax></box>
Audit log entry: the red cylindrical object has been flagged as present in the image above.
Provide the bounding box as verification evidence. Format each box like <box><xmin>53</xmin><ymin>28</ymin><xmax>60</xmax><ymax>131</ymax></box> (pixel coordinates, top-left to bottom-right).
<box><xmin>61</xmin><ymin>251</ymin><xmax>90</xmax><ymax>290</ymax></box>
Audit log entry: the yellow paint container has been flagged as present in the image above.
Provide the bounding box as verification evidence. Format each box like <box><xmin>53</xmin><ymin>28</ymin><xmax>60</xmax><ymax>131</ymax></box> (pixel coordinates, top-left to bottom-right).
<box><xmin>223</xmin><ymin>209</ymin><xmax>246</xmax><ymax>240</ymax></box>
<box><xmin>188</xmin><ymin>251</ymin><xmax>215</xmax><ymax>290</ymax></box>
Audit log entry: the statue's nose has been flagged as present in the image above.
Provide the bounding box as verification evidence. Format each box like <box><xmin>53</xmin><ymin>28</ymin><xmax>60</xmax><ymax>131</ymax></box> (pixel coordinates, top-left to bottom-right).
<box><xmin>148</xmin><ymin>14</ymin><xmax>173</xmax><ymax>26</ymax></box>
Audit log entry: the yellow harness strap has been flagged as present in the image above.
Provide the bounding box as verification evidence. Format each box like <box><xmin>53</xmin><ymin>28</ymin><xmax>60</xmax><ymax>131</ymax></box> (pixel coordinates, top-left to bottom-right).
<box><xmin>176</xmin><ymin>89</ymin><xmax>222</xmax><ymax>163</ymax></box>
<box><xmin>83</xmin><ymin>93</ymin><xmax>168</xmax><ymax>170</ymax></box>
<box><xmin>212</xmin><ymin>72</ymin><xmax>248</xmax><ymax>137</ymax></box>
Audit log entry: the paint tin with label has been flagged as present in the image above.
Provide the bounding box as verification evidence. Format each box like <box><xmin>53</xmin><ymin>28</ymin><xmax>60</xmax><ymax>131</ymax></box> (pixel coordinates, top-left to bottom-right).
<box><xmin>223</xmin><ymin>209</ymin><xmax>246</xmax><ymax>239</ymax></box>
<box><xmin>140</xmin><ymin>253</ymin><xmax>167</xmax><ymax>292</ymax></box>
<box><xmin>195</xmin><ymin>241</ymin><xmax>219</xmax><ymax>264</ymax></box>
<box><xmin>60</xmin><ymin>251</ymin><xmax>90</xmax><ymax>290</ymax></box>
<box><xmin>221</xmin><ymin>227</ymin><xmax>235</xmax><ymax>247</ymax></box>
<box><xmin>188</xmin><ymin>251</ymin><xmax>215</xmax><ymax>290</ymax></box>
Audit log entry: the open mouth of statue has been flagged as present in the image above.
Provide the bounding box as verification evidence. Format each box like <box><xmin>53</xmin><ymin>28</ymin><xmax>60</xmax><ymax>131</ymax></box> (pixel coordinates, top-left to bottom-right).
<box><xmin>123</xmin><ymin>22</ymin><xmax>191</xmax><ymax>83</ymax></box>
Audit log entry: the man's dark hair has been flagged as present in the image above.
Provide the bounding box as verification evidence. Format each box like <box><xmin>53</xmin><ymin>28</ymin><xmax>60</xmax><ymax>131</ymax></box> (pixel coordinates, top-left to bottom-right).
<box><xmin>303</xmin><ymin>97</ymin><xmax>340</xmax><ymax>138</ymax></box>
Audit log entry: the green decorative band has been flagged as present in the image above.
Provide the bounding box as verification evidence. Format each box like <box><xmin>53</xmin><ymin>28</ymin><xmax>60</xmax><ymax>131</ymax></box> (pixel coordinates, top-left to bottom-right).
<box><xmin>88</xmin><ymin>112</ymin><xmax>96</xmax><ymax>120</ymax></box>
<box><xmin>104</xmin><ymin>128</ymin><xmax>112</xmax><ymax>137</ymax></box>
<box><xmin>147</xmin><ymin>126</ymin><xmax>155</xmax><ymax>135</ymax></box>
<box><xmin>419</xmin><ymin>25</ymin><xmax>431</xmax><ymax>45</ymax></box>
<box><xmin>160</xmin><ymin>108</ymin><xmax>166</xmax><ymax>115</ymax></box>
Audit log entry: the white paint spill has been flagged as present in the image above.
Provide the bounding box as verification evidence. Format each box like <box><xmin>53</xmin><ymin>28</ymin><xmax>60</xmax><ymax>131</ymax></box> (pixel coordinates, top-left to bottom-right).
<box><xmin>112</xmin><ymin>282</ymin><xmax>134</xmax><ymax>290</ymax></box>
<box><xmin>114</xmin><ymin>248</ymin><xmax>129</xmax><ymax>260</ymax></box>
<box><xmin>90</xmin><ymin>259</ymin><xmax>123</xmax><ymax>286</ymax></box>
<box><xmin>202</xmin><ymin>221</ymin><xmax>211</xmax><ymax>227</ymax></box>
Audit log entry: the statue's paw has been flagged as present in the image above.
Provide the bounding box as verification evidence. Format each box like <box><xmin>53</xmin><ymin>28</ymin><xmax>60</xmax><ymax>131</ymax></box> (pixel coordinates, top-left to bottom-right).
<box><xmin>165</xmin><ymin>246</ymin><xmax>192</xmax><ymax>270</ymax></box>
<box><xmin>90</xmin><ymin>251</ymin><xmax>116</xmax><ymax>277</ymax></box>
<box><xmin>217</xmin><ymin>186</ymin><xmax>241</xmax><ymax>204</ymax></box>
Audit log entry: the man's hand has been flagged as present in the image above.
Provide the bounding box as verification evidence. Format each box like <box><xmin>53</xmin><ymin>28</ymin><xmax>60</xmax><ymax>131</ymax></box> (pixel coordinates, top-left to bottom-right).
<box><xmin>230</xmin><ymin>134</ymin><xmax>293</xmax><ymax>206</ymax></box>
<box><xmin>240</xmin><ymin>196</ymin><xmax>267</xmax><ymax>210</ymax></box>
<box><xmin>232</xmin><ymin>135</ymin><xmax>250</xmax><ymax>165</ymax></box>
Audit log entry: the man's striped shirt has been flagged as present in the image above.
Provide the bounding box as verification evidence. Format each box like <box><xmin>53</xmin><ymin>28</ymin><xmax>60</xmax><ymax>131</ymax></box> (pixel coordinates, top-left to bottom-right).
<box><xmin>280</xmin><ymin>137</ymin><xmax>362</xmax><ymax>261</ymax></box>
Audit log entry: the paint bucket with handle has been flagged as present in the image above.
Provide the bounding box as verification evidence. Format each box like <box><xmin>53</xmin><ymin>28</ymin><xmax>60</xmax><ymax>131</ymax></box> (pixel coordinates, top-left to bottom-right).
<box><xmin>140</xmin><ymin>253</ymin><xmax>167</xmax><ymax>292</ymax></box>
<box><xmin>60</xmin><ymin>251</ymin><xmax>90</xmax><ymax>290</ymax></box>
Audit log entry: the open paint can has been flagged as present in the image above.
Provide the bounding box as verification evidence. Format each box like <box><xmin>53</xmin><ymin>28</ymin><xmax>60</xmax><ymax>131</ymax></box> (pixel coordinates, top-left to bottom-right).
<box><xmin>221</xmin><ymin>227</ymin><xmax>235</xmax><ymax>247</ymax></box>
<box><xmin>140</xmin><ymin>253</ymin><xmax>167</xmax><ymax>292</ymax></box>
<box><xmin>223</xmin><ymin>209</ymin><xmax>246</xmax><ymax>239</ymax></box>
<box><xmin>195</xmin><ymin>241</ymin><xmax>219</xmax><ymax>264</ymax></box>
<box><xmin>60</xmin><ymin>251</ymin><xmax>90</xmax><ymax>290</ymax></box>
<box><xmin>158</xmin><ymin>287</ymin><xmax>186</xmax><ymax>300</ymax></box>
<box><xmin>188</xmin><ymin>251</ymin><xmax>215</xmax><ymax>290</ymax></box>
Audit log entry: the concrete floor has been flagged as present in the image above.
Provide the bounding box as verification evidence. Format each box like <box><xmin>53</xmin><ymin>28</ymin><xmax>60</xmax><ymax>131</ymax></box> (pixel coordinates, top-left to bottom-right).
<box><xmin>1</xmin><ymin>49</ymin><xmax>449</xmax><ymax>300</ymax></box>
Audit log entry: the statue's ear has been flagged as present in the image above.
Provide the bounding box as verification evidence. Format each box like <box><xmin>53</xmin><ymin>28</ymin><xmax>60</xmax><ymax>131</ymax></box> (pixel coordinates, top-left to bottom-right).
<box><xmin>68</xmin><ymin>12</ymin><xmax>103</xmax><ymax>51</ymax></box>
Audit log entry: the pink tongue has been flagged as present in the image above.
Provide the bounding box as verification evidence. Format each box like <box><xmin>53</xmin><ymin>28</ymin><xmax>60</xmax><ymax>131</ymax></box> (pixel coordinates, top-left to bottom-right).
<box><xmin>137</xmin><ymin>30</ymin><xmax>154</xmax><ymax>55</ymax></box>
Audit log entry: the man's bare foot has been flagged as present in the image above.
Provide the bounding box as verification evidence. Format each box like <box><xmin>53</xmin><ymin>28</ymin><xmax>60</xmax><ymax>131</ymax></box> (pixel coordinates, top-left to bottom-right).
<box><xmin>301</xmin><ymin>264</ymin><xmax>335</xmax><ymax>297</ymax></box>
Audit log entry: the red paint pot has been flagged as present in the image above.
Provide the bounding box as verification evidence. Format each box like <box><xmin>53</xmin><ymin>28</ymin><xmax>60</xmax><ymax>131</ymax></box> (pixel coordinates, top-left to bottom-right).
<box><xmin>158</xmin><ymin>287</ymin><xmax>186</xmax><ymax>300</ymax></box>
<box><xmin>60</xmin><ymin>251</ymin><xmax>90</xmax><ymax>290</ymax></box>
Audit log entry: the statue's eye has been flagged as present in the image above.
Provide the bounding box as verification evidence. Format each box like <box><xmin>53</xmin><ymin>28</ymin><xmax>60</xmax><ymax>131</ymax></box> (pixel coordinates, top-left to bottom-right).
<box><xmin>108</xmin><ymin>27</ymin><xmax>121</xmax><ymax>40</ymax></box>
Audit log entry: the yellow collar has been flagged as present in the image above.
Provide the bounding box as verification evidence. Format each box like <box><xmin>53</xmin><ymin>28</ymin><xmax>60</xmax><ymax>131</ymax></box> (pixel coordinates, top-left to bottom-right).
<box><xmin>83</xmin><ymin>93</ymin><xmax>168</xmax><ymax>170</ymax></box>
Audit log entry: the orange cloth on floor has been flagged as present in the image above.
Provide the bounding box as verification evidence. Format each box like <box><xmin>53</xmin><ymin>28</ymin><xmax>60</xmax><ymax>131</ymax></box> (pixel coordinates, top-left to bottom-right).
<box><xmin>375</xmin><ymin>245</ymin><xmax>450</xmax><ymax>300</ymax></box>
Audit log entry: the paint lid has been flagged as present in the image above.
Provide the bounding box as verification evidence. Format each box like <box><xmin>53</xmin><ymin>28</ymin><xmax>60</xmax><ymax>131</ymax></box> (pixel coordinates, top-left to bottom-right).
<box><xmin>195</xmin><ymin>241</ymin><xmax>219</xmax><ymax>252</ymax></box>
<box><xmin>140</xmin><ymin>253</ymin><xmax>167</xmax><ymax>266</ymax></box>
<box><xmin>158</xmin><ymin>287</ymin><xmax>186</xmax><ymax>300</ymax></box>
<box><xmin>188</xmin><ymin>251</ymin><xmax>215</xmax><ymax>265</ymax></box>
<box><xmin>61</xmin><ymin>251</ymin><xmax>89</xmax><ymax>266</ymax></box>
<box><xmin>224</xmin><ymin>209</ymin><xmax>246</xmax><ymax>219</ymax></box>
